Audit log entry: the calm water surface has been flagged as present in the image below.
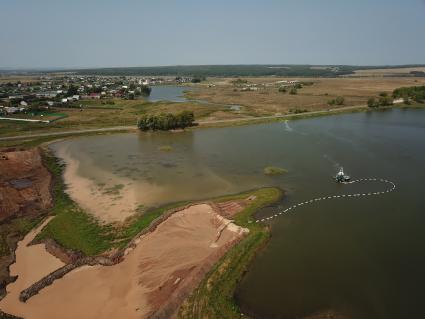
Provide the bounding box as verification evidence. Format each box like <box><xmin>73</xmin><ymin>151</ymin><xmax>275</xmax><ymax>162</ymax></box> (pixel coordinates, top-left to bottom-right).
<box><xmin>146</xmin><ymin>86</ymin><xmax>191</xmax><ymax>102</ymax></box>
<box><xmin>51</xmin><ymin>109</ymin><xmax>425</xmax><ymax>319</ymax></box>
<box><xmin>146</xmin><ymin>85</ymin><xmax>241</xmax><ymax>110</ymax></box>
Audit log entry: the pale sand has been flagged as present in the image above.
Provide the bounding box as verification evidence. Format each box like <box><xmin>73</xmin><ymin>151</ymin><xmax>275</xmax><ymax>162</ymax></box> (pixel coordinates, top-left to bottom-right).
<box><xmin>55</xmin><ymin>145</ymin><xmax>237</xmax><ymax>223</ymax></box>
<box><xmin>0</xmin><ymin>217</ymin><xmax>65</xmax><ymax>314</ymax></box>
<box><xmin>0</xmin><ymin>204</ymin><xmax>248</xmax><ymax>319</ymax></box>
<box><xmin>56</xmin><ymin>146</ymin><xmax>162</xmax><ymax>223</ymax></box>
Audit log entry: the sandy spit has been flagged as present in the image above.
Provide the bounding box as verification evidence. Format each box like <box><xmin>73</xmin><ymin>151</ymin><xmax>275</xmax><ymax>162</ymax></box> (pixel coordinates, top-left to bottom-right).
<box><xmin>0</xmin><ymin>204</ymin><xmax>248</xmax><ymax>319</ymax></box>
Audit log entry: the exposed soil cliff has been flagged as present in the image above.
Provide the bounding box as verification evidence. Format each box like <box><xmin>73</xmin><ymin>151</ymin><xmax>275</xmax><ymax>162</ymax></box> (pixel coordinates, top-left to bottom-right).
<box><xmin>0</xmin><ymin>148</ymin><xmax>52</xmax><ymax>299</ymax></box>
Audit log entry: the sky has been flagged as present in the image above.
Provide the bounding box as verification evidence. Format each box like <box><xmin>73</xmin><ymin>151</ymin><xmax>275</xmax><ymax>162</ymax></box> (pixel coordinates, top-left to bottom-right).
<box><xmin>1</xmin><ymin>0</ymin><xmax>425</xmax><ymax>69</ymax></box>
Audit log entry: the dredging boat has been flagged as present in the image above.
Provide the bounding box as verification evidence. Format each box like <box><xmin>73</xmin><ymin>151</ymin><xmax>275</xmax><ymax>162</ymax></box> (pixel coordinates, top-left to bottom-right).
<box><xmin>335</xmin><ymin>167</ymin><xmax>350</xmax><ymax>183</ymax></box>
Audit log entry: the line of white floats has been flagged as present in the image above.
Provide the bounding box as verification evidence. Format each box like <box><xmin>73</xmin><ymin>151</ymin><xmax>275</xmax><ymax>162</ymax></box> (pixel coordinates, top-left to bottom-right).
<box><xmin>251</xmin><ymin>178</ymin><xmax>396</xmax><ymax>223</ymax></box>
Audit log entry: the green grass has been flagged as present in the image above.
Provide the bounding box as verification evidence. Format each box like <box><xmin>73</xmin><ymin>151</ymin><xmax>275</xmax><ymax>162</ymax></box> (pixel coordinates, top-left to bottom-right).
<box><xmin>37</xmin><ymin>150</ymin><xmax>191</xmax><ymax>254</ymax></box>
<box><xmin>36</xmin><ymin>151</ymin><xmax>114</xmax><ymax>255</ymax></box>
<box><xmin>36</xmin><ymin>150</ymin><xmax>282</xmax><ymax>258</ymax></box>
<box><xmin>264</xmin><ymin>166</ymin><xmax>288</xmax><ymax>176</ymax></box>
<box><xmin>178</xmin><ymin>187</ymin><xmax>282</xmax><ymax>319</ymax></box>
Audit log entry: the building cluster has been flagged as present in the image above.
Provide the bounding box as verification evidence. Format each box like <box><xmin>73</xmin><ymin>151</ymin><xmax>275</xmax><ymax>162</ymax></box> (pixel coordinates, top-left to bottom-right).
<box><xmin>0</xmin><ymin>74</ymin><xmax>192</xmax><ymax>115</ymax></box>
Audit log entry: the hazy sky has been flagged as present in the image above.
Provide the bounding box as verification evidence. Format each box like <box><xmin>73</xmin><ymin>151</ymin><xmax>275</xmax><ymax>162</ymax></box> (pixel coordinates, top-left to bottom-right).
<box><xmin>1</xmin><ymin>0</ymin><xmax>424</xmax><ymax>69</ymax></box>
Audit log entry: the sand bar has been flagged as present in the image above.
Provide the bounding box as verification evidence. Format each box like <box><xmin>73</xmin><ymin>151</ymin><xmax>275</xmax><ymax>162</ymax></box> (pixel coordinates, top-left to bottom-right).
<box><xmin>0</xmin><ymin>204</ymin><xmax>248</xmax><ymax>319</ymax></box>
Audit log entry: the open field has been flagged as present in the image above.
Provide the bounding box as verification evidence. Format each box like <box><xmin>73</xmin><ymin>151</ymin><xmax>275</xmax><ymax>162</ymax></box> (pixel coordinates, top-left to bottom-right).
<box><xmin>349</xmin><ymin>67</ymin><xmax>425</xmax><ymax>77</ymax></box>
<box><xmin>0</xmin><ymin>99</ymin><xmax>228</xmax><ymax>138</ymax></box>
<box><xmin>188</xmin><ymin>77</ymin><xmax>425</xmax><ymax>118</ymax></box>
<box><xmin>0</xmin><ymin>75</ymin><xmax>40</xmax><ymax>84</ymax></box>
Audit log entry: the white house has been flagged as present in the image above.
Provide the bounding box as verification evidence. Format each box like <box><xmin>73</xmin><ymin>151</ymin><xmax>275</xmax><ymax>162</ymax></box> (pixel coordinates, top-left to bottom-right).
<box><xmin>5</xmin><ymin>107</ymin><xmax>19</xmax><ymax>114</ymax></box>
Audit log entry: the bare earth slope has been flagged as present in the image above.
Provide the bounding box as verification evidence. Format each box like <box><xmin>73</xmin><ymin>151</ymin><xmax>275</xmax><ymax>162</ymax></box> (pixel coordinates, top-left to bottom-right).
<box><xmin>0</xmin><ymin>148</ymin><xmax>52</xmax><ymax>299</ymax></box>
<box><xmin>0</xmin><ymin>148</ymin><xmax>51</xmax><ymax>222</ymax></box>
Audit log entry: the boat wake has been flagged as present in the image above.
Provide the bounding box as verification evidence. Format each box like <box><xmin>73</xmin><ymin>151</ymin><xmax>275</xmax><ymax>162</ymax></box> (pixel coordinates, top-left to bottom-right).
<box><xmin>284</xmin><ymin>120</ymin><xmax>293</xmax><ymax>132</ymax></box>
<box><xmin>251</xmin><ymin>178</ymin><xmax>396</xmax><ymax>223</ymax></box>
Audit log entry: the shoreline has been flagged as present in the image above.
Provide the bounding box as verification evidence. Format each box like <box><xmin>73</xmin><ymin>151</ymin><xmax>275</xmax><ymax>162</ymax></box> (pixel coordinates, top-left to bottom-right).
<box><xmin>53</xmin><ymin>144</ymin><xmax>144</xmax><ymax>223</ymax></box>
<box><xmin>0</xmin><ymin>146</ymin><xmax>282</xmax><ymax>318</ymax></box>
<box><xmin>1</xmin><ymin>104</ymin><xmax>423</xmax><ymax>146</ymax></box>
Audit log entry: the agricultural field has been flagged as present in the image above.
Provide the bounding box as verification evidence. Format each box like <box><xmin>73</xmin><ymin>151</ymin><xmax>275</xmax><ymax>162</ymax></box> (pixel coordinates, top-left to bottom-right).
<box><xmin>0</xmin><ymin>99</ymin><xmax>228</xmax><ymax>138</ymax></box>
<box><xmin>348</xmin><ymin>66</ymin><xmax>425</xmax><ymax>77</ymax></box>
<box><xmin>188</xmin><ymin>76</ymin><xmax>425</xmax><ymax>117</ymax></box>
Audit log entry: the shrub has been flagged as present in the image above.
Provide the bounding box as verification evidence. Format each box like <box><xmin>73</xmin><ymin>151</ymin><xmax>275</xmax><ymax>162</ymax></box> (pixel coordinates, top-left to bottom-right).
<box><xmin>335</xmin><ymin>96</ymin><xmax>345</xmax><ymax>105</ymax></box>
<box><xmin>378</xmin><ymin>96</ymin><xmax>393</xmax><ymax>106</ymax></box>
<box><xmin>367</xmin><ymin>97</ymin><xmax>379</xmax><ymax>108</ymax></box>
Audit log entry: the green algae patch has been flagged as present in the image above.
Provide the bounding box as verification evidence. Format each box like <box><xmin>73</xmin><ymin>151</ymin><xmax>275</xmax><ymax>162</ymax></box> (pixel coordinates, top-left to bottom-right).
<box><xmin>264</xmin><ymin>166</ymin><xmax>288</xmax><ymax>176</ymax></box>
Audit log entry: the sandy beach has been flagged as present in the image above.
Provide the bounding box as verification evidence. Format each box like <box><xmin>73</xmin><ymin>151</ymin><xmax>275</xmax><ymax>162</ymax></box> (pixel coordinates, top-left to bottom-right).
<box><xmin>0</xmin><ymin>204</ymin><xmax>248</xmax><ymax>318</ymax></box>
<box><xmin>55</xmin><ymin>146</ymin><xmax>152</xmax><ymax>223</ymax></box>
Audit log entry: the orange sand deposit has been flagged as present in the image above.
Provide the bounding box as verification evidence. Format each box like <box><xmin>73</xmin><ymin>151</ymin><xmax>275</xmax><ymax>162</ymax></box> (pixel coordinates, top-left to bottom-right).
<box><xmin>0</xmin><ymin>204</ymin><xmax>248</xmax><ymax>319</ymax></box>
<box><xmin>0</xmin><ymin>217</ymin><xmax>65</xmax><ymax>314</ymax></box>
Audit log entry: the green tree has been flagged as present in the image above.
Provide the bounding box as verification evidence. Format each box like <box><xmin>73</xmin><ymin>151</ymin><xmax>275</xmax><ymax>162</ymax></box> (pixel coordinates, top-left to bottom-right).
<box><xmin>66</xmin><ymin>85</ymin><xmax>79</xmax><ymax>97</ymax></box>
<box><xmin>378</xmin><ymin>96</ymin><xmax>393</xmax><ymax>106</ymax></box>
<box><xmin>137</xmin><ymin>111</ymin><xmax>195</xmax><ymax>131</ymax></box>
<box><xmin>367</xmin><ymin>97</ymin><xmax>378</xmax><ymax>108</ymax></box>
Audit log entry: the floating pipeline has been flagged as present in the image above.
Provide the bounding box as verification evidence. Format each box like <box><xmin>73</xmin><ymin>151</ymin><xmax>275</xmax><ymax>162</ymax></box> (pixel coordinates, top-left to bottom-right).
<box><xmin>251</xmin><ymin>178</ymin><xmax>396</xmax><ymax>223</ymax></box>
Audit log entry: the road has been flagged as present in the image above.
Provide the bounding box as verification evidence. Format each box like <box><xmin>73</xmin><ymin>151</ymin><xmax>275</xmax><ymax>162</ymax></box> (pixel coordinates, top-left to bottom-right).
<box><xmin>0</xmin><ymin>104</ymin><xmax>385</xmax><ymax>141</ymax></box>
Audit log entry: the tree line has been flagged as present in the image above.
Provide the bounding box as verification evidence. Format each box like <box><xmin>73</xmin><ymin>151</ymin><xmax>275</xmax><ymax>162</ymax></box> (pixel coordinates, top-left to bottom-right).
<box><xmin>367</xmin><ymin>92</ymin><xmax>393</xmax><ymax>108</ymax></box>
<box><xmin>393</xmin><ymin>86</ymin><xmax>425</xmax><ymax>103</ymax></box>
<box><xmin>137</xmin><ymin>110</ymin><xmax>195</xmax><ymax>131</ymax></box>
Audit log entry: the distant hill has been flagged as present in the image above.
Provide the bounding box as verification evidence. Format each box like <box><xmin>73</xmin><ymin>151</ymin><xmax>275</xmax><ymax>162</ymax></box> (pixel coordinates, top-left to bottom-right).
<box><xmin>2</xmin><ymin>64</ymin><xmax>425</xmax><ymax>77</ymax></box>
<box><xmin>66</xmin><ymin>64</ymin><xmax>425</xmax><ymax>77</ymax></box>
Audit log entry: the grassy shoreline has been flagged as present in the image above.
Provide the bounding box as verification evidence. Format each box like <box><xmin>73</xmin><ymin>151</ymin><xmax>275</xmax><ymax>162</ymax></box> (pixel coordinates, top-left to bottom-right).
<box><xmin>2</xmin><ymin>103</ymin><xmax>424</xmax><ymax>149</ymax></box>
<box><xmin>37</xmin><ymin>148</ymin><xmax>282</xmax><ymax>255</ymax></box>
<box><xmin>179</xmin><ymin>187</ymin><xmax>282</xmax><ymax>318</ymax></box>
<box><xmin>35</xmin><ymin>147</ymin><xmax>282</xmax><ymax>318</ymax></box>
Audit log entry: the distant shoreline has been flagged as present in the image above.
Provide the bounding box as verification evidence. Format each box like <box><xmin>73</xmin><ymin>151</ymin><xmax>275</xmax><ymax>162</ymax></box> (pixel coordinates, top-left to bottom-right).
<box><xmin>1</xmin><ymin>103</ymin><xmax>424</xmax><ymax>146</ymax></box>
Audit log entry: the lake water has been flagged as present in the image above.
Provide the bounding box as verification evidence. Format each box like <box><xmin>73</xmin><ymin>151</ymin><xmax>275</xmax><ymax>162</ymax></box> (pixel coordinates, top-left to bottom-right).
<box><xmin>146</xmin><ymin>85</ymin><xmax>242</xmax><ymax>111</ymax></box>
<box><xmin>51</xmin><ymin>109</ymin><xmax>425</xmax><ymax>319</ymax></box>
<box><xmin>146</xmin><ymin>86</ymin><xmax>192</xmax><ymax>102</ymax></box>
